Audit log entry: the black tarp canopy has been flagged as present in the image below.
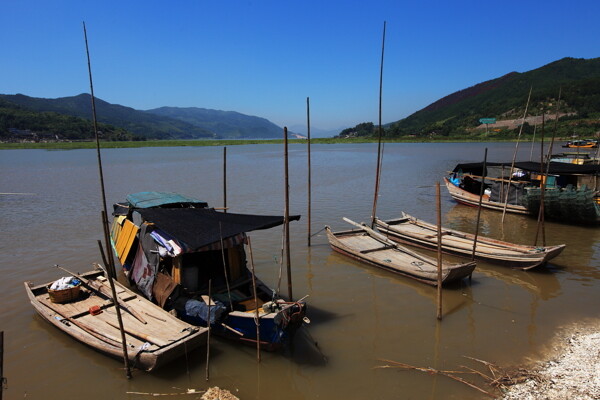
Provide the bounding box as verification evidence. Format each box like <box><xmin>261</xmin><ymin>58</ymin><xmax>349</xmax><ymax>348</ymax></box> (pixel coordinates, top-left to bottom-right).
<box><xmin>135</xmin><ymin>208</ymin><xmax>300</xmax><ymax>252</ymax></box>
<box><xmin>452</xmin><ymin>161</ymin><xmax>600</xmax><ymax>176</ymax></box>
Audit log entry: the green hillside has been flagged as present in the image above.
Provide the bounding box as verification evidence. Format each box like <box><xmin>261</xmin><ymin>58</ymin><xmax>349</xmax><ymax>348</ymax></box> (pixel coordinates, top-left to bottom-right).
<box><xmin>386</xmin><ymin>57</ymin><xmax>600</xmax><ymax>138</ymax></box>
<box><xmin>0</xmin><ymin>94</ymin><xmax>215</xmax><ymax>140</ymax></box>
<box><xmin>0</xmin><ymin>98</ymin><xmax>135</xmax><ymax>141</ymax></box>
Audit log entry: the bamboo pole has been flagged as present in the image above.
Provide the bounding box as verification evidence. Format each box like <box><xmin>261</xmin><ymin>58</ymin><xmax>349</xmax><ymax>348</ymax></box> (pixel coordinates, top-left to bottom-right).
<box><xmin>83</xmin><ymin>21</ymin><xmax>131</xmax><ymax>378</ymax></box>
<box><xmin>471</xmin><ymin>148</ymin><xmax>488</xmax><ymax>261</ymax></box>
<box><xmin>535</xmin><ymin>113</ymin><xmax>546</xmax><ymax>246</ymax></box>
<box><xmin>223</xmin><ymin>147</ymin><xmax>227</xmax><ymax>213</ymax></box>
<box><xmin>219</xmin><ymin>223</ymin><xmax>233</xmax><ymax>311</ymax></box>
<box><xmin>0</xmin><ymin>331</ymin><xmax>3</xmax><ymax>400</ymax></box>
<box><xmin>205</xmin><ymin>280</ymin><xmax>211</xmax><ymax>381</ymax></box>
<box><xmin>436</xmin><ymin>182</ymin><xmax>443</xmax><ymax>320</ymax></box>
<box><xmin>307</xmin><ymin>97</ymin><xmax>312</xmax><ymax>247</ymax></box>
<box><xmin>284</xmin><ymin>127</ymin><xmax>293</xmax><ymax>301</ymax></box>
<box><xmin>370</xmin><ymin>20</ymin><xmax>386</xmax><ymax>229</ymax></box>
<box><xmin>501</xmin><ymin>87</ymin><xmax>532</xmax><ymax>224</ymax></box>
<box><xmin>248</xmin><ymin>237</ymin><xmax>261</xmax><ymax>362</ymax></box>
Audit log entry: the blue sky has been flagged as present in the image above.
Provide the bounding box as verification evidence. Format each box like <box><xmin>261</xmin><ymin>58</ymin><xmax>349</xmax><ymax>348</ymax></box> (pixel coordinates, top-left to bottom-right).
<box><xmin>2</xmin><ymin>1</ymin><xmax>599</xmax><ymax>132</ymax></box>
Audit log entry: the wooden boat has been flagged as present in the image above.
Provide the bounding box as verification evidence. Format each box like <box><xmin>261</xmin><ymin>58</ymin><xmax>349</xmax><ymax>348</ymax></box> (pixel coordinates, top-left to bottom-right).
<box><xmin>375</xmin><ymin>213</ymin><xmax>566</xmax><ymax>270</ymax></box>
<box><xmin>25</xmin><ymin>269</ymin><xmax>207</xmax><ymax>371</ymax></box>
<box><xmin>562</xmin><ymin>139</ymin><xmax>598</xmax><ymax>149</ymax></box>
<box><xmin>443</xmin><ymin>176</ymin><xmax>530</xmax><ymax>214</ymax></box>
<box><xmin>111</xmin><ymin>192</ymin><xmax>307</xmax><ymax>351</ymax></box>
<box><xmin>326</xmin><ymin>218</ymin><xmax>476</xmax><ymax>286</ymax></box>
<box><xmin>445</xmin><ymin>161</ymin><xmax>600</xmax><ymax>224</ymax></box>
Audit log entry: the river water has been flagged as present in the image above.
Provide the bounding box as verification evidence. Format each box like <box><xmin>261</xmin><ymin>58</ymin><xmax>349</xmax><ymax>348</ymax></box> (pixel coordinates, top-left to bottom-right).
<box><xmin>1</xmin><ymin>142</ymin><xmax>599</xmax><ymax>399</ymax></box>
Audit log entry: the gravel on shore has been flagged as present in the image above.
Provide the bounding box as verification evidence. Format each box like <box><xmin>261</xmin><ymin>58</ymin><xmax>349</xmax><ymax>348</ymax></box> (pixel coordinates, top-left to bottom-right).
<box><xmin>501</xmin><ymin>321</ymin><xmax>600</xmax><ymax>400</ymax></box>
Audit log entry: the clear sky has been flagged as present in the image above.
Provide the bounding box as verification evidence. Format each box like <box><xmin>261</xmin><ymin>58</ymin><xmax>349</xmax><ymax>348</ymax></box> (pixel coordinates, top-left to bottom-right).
<box><xmin>2</xmin><ymin>0</ymin><xmax>599</xmax><ymax>132</ymax></box>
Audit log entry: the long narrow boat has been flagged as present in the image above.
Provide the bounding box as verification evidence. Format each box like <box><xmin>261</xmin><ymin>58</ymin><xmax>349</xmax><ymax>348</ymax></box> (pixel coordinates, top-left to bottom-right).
<box><xmin>443</xmin><ymin>176</ymin><xmax>530</xmax><ymax>214</ymax></box>
<box><xmin>326</xmin><ymin>218</ymin><xmax>476</xmax><ymax>286</ymax></box>
<box><xmin>25</xmin><ymin>269</ymin><xmax>207</xmax><ymax>371</ymax></box>
<box><xmin>375</xmin><ymin>213</ymin><xmax>566</xmax><ymax>270</ymax></box>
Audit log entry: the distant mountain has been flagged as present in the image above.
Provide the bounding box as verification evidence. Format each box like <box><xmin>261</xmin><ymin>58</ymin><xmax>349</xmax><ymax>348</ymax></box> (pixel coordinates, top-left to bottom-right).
<box><xmin>145</xmin><ymin>107</ymin><xmax>283</xmax><ymax>139</ymax></box>
<box><xmin>386</xmin><ymin>57</ymin><xmax>600</xmax><ymax>137</ymax></box>
<box><xmin>0</xmin><ymin>93</ymin><xmax>215</xmax><ymax>140</ymax></box>
<box><xmin>288</xmin><ymin>124</ymin><xmax>344</xmax><ymax>138</ymax></box>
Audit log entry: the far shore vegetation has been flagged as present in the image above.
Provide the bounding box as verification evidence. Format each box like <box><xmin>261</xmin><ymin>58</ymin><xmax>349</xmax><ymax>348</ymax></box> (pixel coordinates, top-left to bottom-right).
<box><xmin>0</xmin><ymin>135</ymin><xmax>575</xmax><ymax>150</ymax></box>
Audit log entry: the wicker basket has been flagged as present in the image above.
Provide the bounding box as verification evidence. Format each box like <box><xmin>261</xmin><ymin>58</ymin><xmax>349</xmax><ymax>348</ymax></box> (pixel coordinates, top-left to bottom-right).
<box><xmin>48</xmin><ymin>284</ymin><xmax>81</xmax><ymax>304</ymax></box>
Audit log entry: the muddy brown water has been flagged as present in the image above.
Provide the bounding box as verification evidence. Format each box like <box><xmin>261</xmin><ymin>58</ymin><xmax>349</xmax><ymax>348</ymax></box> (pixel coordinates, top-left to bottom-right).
<box><xmin>1</xmin><ymin>142</ymin><xmax>599</xmax><ymax>399</ymax></box>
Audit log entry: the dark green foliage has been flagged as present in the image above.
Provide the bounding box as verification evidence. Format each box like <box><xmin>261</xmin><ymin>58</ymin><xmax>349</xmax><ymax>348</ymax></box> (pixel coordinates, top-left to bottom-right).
<box><xmin>0</xmin><ymin>94</ymin><xmax>215</xmax><ymax>140</ymax></box>
<box><xmin>336</xmin><ymin>122</ymin><xmax>375</xmax><ymax>138</ymax></box>
<box><xmin>385</xmin><ymin>57</ymin><xmax>600</xmax><ymax>139</ymax></box>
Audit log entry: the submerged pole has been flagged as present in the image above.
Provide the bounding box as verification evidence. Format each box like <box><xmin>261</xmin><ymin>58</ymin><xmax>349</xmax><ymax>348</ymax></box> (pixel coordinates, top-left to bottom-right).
<box><xmin>370</xmin><ymin>20</ymin><xmax>387</xmax><ymax>229</ymax></box>
<box><xmin>436</xmin><ymin>182</ymin><xmax>443</xmax><ymax>320</ymax></box>
<box><xmin>284</xmin><ymin>127</ymin><xmax>293</xmax><ymax>301</ymax></box>
<box><xmin>307</xmin><ymin>97</ymin><xmax>312</xmax><ymax>247</ymax></box>
<box><xmin>223</xmin><ymin>147</ymin><xmax>227</xmax><ymax>213</ymax></box>
<box><xmin>248</xmin><ymin>237</ymin><xmax>261</xmax><ymax>362</ymax></box>
<box><xmin>84</xmin><ymin>22</ymin><xmax>131</xmax><ymax>379</ymax></box>
<box><xmin>471</xmin><ymin>148</ymin><xmax>488</xmax><ymax>260</ymax></box>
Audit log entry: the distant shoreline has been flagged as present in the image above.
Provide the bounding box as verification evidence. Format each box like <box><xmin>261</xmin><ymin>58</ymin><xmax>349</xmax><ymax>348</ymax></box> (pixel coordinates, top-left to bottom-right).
<box><xmin>0</xmin><ymin>137</ymin><xmax>568</xmax><ymax>150</ymax></box>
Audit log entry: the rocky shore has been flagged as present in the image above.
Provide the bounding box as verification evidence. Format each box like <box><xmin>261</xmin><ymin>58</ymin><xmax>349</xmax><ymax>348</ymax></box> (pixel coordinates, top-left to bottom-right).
<box><xmin>501</xmin><ymin>321</ymin><xmax>600</xmax><ymax>399</ymax></box>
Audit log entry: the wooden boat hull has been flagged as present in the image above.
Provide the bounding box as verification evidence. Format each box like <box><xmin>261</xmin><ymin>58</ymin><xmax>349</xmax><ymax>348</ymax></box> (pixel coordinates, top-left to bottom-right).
<box><xmin>326</xmin><ymin>226</ymin><xmax>475</xmax><ymax>286</ymax></box>
<box><xmin>375</xmin><ymin>214</ymin><xmax>566</xmax><ymax>270</ymax></box>
<box><xmin>444</xmin><ymin>177</ymin><xmax>530</xmax><ymax>214</ymax></box>
<box><xmin>25</xmin><ymin>270</ymin><xmax>207</xmax><ymax>371</ymax></box>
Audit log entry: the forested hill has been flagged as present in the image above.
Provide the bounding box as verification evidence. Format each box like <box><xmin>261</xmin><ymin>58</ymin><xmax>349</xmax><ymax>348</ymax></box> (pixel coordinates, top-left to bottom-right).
<box><xmin>0</xmin><ymin>94</ymin><xmax>287</xmax><ymax>140</ymax></box>
<box><xmin>145</xmin><ymin>107</ymin><xmax>283</xmax><ymax>139</ymax></box>
<box><xmin>386</xmin><ymin>57</ymin><xmax>600</xmax><ymax>138</ymax></box>
<box><xmin>0</xmin><ymin>94</ymin><xmax>215</xmax><ymax>140</ymax></box>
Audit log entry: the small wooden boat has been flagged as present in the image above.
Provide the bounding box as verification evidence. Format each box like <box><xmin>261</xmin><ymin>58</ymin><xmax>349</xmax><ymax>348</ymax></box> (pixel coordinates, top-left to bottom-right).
<box><xmin>443</xmin><ymin>176</ymin><xmax>530</xmax><ymax>214</ymax></box>
<box><xmin>562</xmin><ymin>139</ymin><xmax>598</xmax><ymax>149</ymax></box>
<box><xmin>326</xmin><ymin>218</ymin><xmax>476</xmax><ymax>286</ymax></box>
<box><xmin>375</xmin><ymin>213</ymin><xmax>566</xmax><ymax>270</ymax></box>
<box><xmin>25</xmin><ymin>269</ymin><xmax>208</xmax><ymax>371</ymax></box>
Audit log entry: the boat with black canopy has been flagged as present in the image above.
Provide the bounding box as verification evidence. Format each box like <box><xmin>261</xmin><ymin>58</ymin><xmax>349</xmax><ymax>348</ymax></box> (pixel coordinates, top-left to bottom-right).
<box><xmin>110</xmin><ymin>192</ymin><xmax>307</xmax><ymax>351</ymax></box>
<box><xmin>445</xmin><ymin>161</ymin><xmax>600</xmax><ymax>224</ymax></box>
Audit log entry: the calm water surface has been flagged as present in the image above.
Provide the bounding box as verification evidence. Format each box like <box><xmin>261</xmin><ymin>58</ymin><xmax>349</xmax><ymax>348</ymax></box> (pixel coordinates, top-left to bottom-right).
<box><xmin>1</xmin><ymin>142</ymin><xmax>599</xmax><ymax>399</ymax></box>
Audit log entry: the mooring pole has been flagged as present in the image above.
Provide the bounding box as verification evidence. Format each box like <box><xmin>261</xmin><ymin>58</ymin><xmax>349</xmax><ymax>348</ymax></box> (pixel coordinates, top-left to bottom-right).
<box><xmin>370</xmin><ymin>20</ymin><xmax>386</xmax><ymax>229</ymax></box>
<box><xmin>223</xmin><ymin>147</ymin><xmax>227</xmax><ymax>213</ymax></box>
<box><xmin>284</xmin><ymin>127</ymin><xmax>293</xmax><ymax>301</ymax></box>
<box><xmin>436</xmin><ymin>182</ymin><xmax>443</xmax><ymax>320</ymax></box>
<box><xmin>97</xmin><ymin>230</ymin><xmax>132</xmax><ymax>379</ymax></box>
<box><xmin>471</xmin><ymin>148</ymin><xmax>488</xmax><ymax>261</ymax></box>
<box><xmin>0</xmin><ymin>331</ymin><xmax>4</xmax><ymax>400</ymax></box>
<box><xmin>84</xmin><ymin>22</ymin><xmax>131</xmax><ymax>379</ymax></box>
<box><xmin>307</xmin><ymin>97</ymin><xmax>312</xmax><ymax>247</ymax></box>
<box><xmin>205</xmin><ymin>279</ymin><xmax>211</xmax><ymax>381</ymax></box>
<box><xmin>248</xmin><ymin>237</ymin><xmax>261</xmax><ymax>362</ymax></box>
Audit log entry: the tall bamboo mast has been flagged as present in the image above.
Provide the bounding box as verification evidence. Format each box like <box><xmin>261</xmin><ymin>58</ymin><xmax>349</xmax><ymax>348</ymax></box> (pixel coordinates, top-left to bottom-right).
<box><xmin>307</xmin><ymin>97</ymin><xmax>312</xmax><ymax>246</ymax></box>
<box><xmin>370</xmin><ymin>21</ymin><xmax>386</xmax><ymax>228</ymax></box>
<box><xmin>501</xmin><ymin>87</ymin><xmax>532</xmax><ymax>223</ymax></box>
<box><xmin>83</xmin><ymin>21</ymin><xmax>131</xmax><ymax>379</ymax></box>
<box><xmin>284</xmin><ymin>127</ymin><xmax>293</xmax><ymax>301</ymax></box>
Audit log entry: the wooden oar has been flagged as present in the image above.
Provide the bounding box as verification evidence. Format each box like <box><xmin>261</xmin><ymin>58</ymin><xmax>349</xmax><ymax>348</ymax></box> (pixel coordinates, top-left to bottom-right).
<box><xmin>104</xmin><ymin>320</ymin><xmax>166</xmax><ymax>346</ymax></box>
<box><xmin>56</xmin><ymin>265</ymin><xmax>147</xmax><ymax>324</ymax></box>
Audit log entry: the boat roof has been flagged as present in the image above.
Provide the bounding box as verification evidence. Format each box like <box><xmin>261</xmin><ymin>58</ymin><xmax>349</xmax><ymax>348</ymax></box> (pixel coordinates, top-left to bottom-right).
<box><xmin>135</xmin><ymin>207</ymin><xmax>300</xmax><ymax>252</ymax></box>
<box><xmin>452</xmin><ymin>161</ymin><xmax>600</xmax><ymax>175</ymax></box>
<box><xmin>125</xmin><ymin>192</ymin><xmax>208</xmax><ymax>209</ymax></box>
